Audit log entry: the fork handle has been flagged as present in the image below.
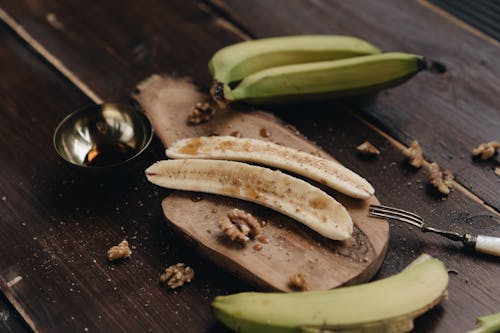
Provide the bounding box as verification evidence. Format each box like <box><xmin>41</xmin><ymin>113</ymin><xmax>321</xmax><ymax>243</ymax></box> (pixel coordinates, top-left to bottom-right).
<box><xmin>474</xmin><ymin>235</ymin><xmax>500</xmax><ymax>257</ymax></box>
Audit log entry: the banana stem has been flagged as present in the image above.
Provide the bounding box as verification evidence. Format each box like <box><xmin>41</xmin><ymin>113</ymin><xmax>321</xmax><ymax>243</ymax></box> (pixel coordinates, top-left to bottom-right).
<box><xmin>210</xmin><ymin>81</ymin><xmax>231</xmax><ymax>108</ymax></box>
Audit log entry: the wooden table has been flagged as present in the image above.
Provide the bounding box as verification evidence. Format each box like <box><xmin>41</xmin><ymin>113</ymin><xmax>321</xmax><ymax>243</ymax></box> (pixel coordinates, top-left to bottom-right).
<box><xmin>0</xmin><ymin>1</ymin><xmax>498</xmax><ymax>332</ymax></box>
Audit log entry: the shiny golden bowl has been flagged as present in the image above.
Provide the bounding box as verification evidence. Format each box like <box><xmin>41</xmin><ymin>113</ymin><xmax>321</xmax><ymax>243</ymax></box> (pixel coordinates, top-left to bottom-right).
<box><xmin>53</xmin><ymin>103</ymin><xmax>153</xmax><ymax>171</ymax></box>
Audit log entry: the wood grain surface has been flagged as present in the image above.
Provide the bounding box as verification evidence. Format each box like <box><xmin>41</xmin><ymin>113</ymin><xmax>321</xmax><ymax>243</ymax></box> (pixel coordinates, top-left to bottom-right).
<box><xmin>0</xmin><ymin>0</ymin><xmax>498</xmax><ymax>332</ymax></box>
<box><xmin>0</xmin><ymin>18</ymin><xmax>243</xmax><ymax>333</ymax></box>
<box><xmin>0</xmin><ymin>292</ymin><xmax>31</xmax><ymax>333</ymax></box>
<box><xmin>209</xmin><ymin>0</ymin><xmax>500</xmax><ymax>211</ymax></box>
<box><xmin>135</xmin><ymin>75</ymin><xmax>389</xmax><ymax>291</ymax></box>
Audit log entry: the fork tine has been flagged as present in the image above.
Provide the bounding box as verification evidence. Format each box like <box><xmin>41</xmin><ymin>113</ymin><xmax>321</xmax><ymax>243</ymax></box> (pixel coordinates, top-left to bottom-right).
<box><xmin>369</xmin><ymin>205</ymin><xmax>424</xmax><ymax>228</ymax></box>
<box><xmin>369</xmin><ymin>205</ymin><xmax>423</xmax><ymax>222</ymax></box>
<box><xmin>368</xmin><ymin>210</ymin><xmax>424</xmax><ymax>228</ymax></box>
<box><xmin>369</xmin><ymin>205</ymin><xmax>423</xmax><ymax>224</ymax></box>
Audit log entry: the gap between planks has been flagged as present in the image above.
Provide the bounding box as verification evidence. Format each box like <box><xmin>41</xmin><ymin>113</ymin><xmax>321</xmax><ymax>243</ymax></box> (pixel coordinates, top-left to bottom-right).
<box><xmin>197</xmin><ymin>1</ymin><xmax>253</xmax><ymax>41</ymax></box>
<box><xmin>0</xmin><ymin>7</ymin><xmax>103</xmax><ymax>104</ymax></box>
<box><xmin>0</xmin><ymin>4</ymin><xmax>497</xmax><ymax>217</ymax></box>
<box><xmin>0</xmin><ymin>284</ymin><xmax>38</xmax><ymax>333</ymax></box>
<box><xmin>418</xmin><ymin>0</ymin><xmax>500</xmax><ymax>48</ymax></box>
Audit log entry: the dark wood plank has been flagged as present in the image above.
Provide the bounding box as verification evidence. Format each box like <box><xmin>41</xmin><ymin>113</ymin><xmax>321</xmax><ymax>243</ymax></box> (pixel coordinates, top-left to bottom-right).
<box><xmin>208</xmin><ymin>0</ymin><xmax>500</xmax><ymax>211</ymax></box>
<box><xmin>1</xmin><ymin>0</ymin><xmax>244</xmax><ymax>101</ymax></box>
<box><xmin>0</xmin><ymin>21</ymin><xmax>240</xmax><ymax>333</ymax></box>
<box><xmin>0</xmin><ymin>292</ymin><xmax>31</xmax><ymax>333</ymax></box>
<box><xmin>430</xmin><ymin>0</ymin><xmax>500</xmax><ymax>42</ymax></box>
<box><xmin>0</xmin><ymin>1</ymin><xmax>498</xmax><ymax>332</ymax></box>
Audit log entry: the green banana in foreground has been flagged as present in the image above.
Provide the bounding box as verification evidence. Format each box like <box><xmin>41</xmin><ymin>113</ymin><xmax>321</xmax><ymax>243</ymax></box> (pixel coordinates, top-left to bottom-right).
<box><xmin>209</xmin><ymin>35</ymin><xmax>380</xmax><ymax>85</ymax></box>
<box><xmin>213</xmin><ymin>52</ymin><xmax>426</xmax><ymax>105</ymax></box>
<box><xmin>212</xmin><ymin>258</ymin><xmax>448</xmax><ymax>333</ymax></box>
<box><xmin>468</xmin><ymin>312</ymin><xmax>500</xmax><ymax>333</ymax></box>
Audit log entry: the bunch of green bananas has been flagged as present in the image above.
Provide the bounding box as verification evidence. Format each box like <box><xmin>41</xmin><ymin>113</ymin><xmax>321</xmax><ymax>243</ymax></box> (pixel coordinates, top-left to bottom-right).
<box><xmin>209</xmin><ymin>35</ymin><xmax>426</xmax><ymax>105</ymax></box>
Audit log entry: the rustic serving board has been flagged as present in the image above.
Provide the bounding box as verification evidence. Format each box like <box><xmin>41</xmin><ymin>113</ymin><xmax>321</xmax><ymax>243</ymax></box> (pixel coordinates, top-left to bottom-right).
<box><xmin>135</xmin><ymin>75</ymin><xmax>389</xmax><ymax>291</ymax></box>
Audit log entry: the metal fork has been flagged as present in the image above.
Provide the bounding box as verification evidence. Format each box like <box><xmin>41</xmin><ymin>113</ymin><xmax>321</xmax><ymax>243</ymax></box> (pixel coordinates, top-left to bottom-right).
<box><xmin>369</xmin><ymin>205</ymin><xmax>500</xmax><ymax>257</ymax></box>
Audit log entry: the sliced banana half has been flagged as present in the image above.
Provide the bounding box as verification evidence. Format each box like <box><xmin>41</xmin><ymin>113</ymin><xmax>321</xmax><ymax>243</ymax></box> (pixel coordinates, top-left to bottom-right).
<box><xmin>166</xmin><ymin>136</ymin><xmax>374</xmax><ymax>199</ymax></box>
<box><xmin>146</xmin><ymin>159</ymin><xmax>353</xmax><ymax>241</ymax></box>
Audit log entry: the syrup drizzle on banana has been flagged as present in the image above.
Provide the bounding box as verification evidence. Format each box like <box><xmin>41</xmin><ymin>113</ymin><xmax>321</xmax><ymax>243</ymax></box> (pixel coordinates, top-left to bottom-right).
<box><xmin>166</xmin><ymin>136</ymin><xmax>374</xmax><ymax>199</ymax></box>
<box><xmin>146</xmin><ymin>159</ymin><xmax>353</xmax><ymax>241</ymax></box>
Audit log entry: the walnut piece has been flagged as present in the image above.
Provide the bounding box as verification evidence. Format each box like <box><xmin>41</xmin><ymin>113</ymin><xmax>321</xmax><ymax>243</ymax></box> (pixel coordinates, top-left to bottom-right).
<box><xmin>356</xmin><ymin>141</ymin><xmax>380</xmax><ymax>156</ymax></box>
<box><xmin>472</xmin><ymin>141</ymin><xmax>500</xmax><ymax>160</ymax></box>
<box><xmin>160</xmin><ymin>263</ymin><xmax>194</xmax><ymax>289</ymax></box>
<box><xmin>288</xmin><ymin>273</ymin><xmax>307</xmax><ymax>291</ymax></box>
<box><xmin>426</xmin><ymin>162</ymin><xmax>454</xmax><ymax>195</ymax></box>
<box><xmin>495</xmin><ymin>167</ymin><xmax>500</xmax><ymax>176</ymax></box>
<box><xmin>107</xmin><ymin>239</ymin><xmax>132</xmax><ymax>261</ymax></box>
<box><xmin>401</xmin><ymin>140</ymin><xmax>457</xmax><ymax>196</ymax></box>
<box><xmin>219</xmin><ymin>208</ymin><xmax>261</xmax><ymax>243</ymax></box>
<box><xmin>403</xmin><ymin>140</ymin><xmax>424</xmax><ymax>168</ymax></box>
<box><xmin>187</xmin><ymin>101</ymin><xmax>215</xmax><ymax>125</ymax></box>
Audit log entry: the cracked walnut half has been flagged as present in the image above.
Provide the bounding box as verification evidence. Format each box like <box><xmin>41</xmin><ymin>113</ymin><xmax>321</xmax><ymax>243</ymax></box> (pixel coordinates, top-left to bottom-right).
<box><xmin>403</xmin><ymin>140</ymin><xmax>424</xmax><ymax>168</ymax></box>
<box><xmin>160</xmin><ymin>263</ymin><xmax>194</xmax><ymax>289</ymax></box>
<box><xmin>219</xmin><ymin>208</ymin><xmax>261</xmax><ymax>243</ymax></box>
<box><xmin>426</xmin><ymin>162</ymin><xmax>454</xmax><ymax>195</ymax></box>
<box><xmin>472</xmin><ymin>141</ymin><xmax>500</xmax><ymax>160</ymax></box>
<box><xmin>107</xmin><ymin>239</ymin><xmax>132</xmax><ymax>261</ymax></box>
<box><xmin>187</xmin><ymin>101</ymin><xmax>215</xmax><ymax>125</ymax></box>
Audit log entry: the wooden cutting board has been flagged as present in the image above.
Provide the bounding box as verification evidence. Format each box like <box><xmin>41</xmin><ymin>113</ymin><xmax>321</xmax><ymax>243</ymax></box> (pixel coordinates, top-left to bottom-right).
<box><xmin>134</xmin><ymin>75</ymin><xmax>389</xmax><ymax>291</ymax></box>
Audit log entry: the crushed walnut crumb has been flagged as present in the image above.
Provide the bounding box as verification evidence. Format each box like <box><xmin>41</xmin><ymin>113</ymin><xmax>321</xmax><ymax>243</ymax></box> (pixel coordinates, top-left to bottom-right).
<box><xmin>495</xmin><ymin>167</ymin><xmax>500</xmax><ymax>176</ymax></box>
<box><xmin>219</xmin><ymin>208</ymin><xmax>261</xmax><ymax>243</ymax></box>
<box><xmin>107</xmin><ymin>239</ymin><xmax>132</xmax><ymax>261</ymax></box>
<box><xmin>187</xmin><ymin>101</ymin><xmax>215</xmax><ymax>125</ymax></box>
<box><xmin>403</xmin><ymin>140</ymin><xmax>424</xmax><ymax>168</ymax></box>
<box><xmin>356</xmin><ymin>141</ymin><xmax>380</xmax><ymax>156</ymax></box>
<box><xmin>426</xmin><ymin>162</ymin><xmax>454</xmax><ymax>195</ymax></box>
<box><xmin>159</xmin><ymin>263</ymin><xmax>194</xmax><ymax>289</ymax></box>
<box><xmin>472</xmin><ymin>141</ymin><xmax>500</xmax><ymax>160</ymax></box>
<box><xmin>401</xmin><ymin>141</ymin><xmax>455</xmax><ymax>196</ymax></box>
<box><xmin>288</xmin><ymin>273</ymin><xmax>307</xmax><ymax>291</ymax></box>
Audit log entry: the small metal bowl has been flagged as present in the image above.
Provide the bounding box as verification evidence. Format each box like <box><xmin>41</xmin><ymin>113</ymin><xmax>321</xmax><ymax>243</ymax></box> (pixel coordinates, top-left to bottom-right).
<box><xmin>53</xmin><ymin>103</ymin><xmax>153</xmax><ymax>172</ymax></box>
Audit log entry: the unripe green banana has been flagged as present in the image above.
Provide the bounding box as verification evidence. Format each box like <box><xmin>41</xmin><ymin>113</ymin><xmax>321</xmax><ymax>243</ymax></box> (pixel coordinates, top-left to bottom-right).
<box><xmin>209</xmin><ymin>35</ymin><xmax>380</xmax><ymax>85</ymax></box>
<box><xmin>212</xmin><ymin>257</ymin><xmax>448</xmax><ymax>333</ymax></box>
<box><xmin>468</xmin><ymin>312</ymin><xmax>500</xmax><ymax>333</ymax></box>
<box><xmin>215</xmin><ymin>52</ymin><xmax>425</xmax><ymax>105</ymax></box>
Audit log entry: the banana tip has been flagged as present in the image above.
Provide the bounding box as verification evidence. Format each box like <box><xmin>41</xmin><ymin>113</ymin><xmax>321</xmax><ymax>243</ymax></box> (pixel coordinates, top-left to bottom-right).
<box><xmin>145</xmin><ymin>164</ymin><xmax>160</xmax><ymax>179</ymax></box>
<box><xmin>210</xmin><ymin>81</ymin><xmax>231</xmax><ymax>109</ymax></box>
<box><xmin>417</xmin><ymin>57</ymin><xmax>428</xmax><ymax>72</ymax></box>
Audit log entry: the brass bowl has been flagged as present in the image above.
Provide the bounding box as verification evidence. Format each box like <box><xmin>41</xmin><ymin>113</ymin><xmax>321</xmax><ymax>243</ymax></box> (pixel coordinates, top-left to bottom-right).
<box><xmin>53</xmin><ymin>103</ymin><xmax>153</xmax><ymax>171</ymax></box>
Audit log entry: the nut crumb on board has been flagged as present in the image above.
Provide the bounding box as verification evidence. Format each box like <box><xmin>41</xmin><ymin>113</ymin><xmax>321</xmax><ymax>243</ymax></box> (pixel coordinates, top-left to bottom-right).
<box><xmin>288</xmin><ymin>273</ymin><xmax>307</xmax><ymax>291</ymax></box>
<box><xmin>107</xmin><ymin>240</ymin><xmax>132</xmax><ymax>261</ymax></box>
<box><xmin>159</xmin><ymin>263</ymin><xmax>194</xmax><ymax>289</ymax></box>
<box><xmin>356</xmin><ymin>141</ymin><xmax>380</xmax><ymax>156</ymax></box>
<box><xmin>187</xmin><ymin>101</ymin><xmax>215</xmax><ymax>125</ymax></box>
<box><xmin>403</xmin><ymin>140</ymin><xmax>424</xmax><ymax>168</ymax></box>
<box><xmin>219</xmin><ymin>209</ymin><xmax>261</xmax><ymax>243</ymax></box>
<box><xmin>426</xmin><ymin>162</ymin><xmax>454</xmax><ymax>195</ymax></box>
<box><xmin>472</xmin><ymin>141</ymin><xmax>500</xmax><ymax>160</ymax></box>
<box><xmin>495</xmin><ymin>167</ymin><xmax>500</xmax><ymax>176</ymax></box>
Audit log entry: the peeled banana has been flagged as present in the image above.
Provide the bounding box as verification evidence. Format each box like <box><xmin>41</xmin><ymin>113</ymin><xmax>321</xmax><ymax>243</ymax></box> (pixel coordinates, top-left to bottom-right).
<box><xmin>214</xmin><ymin>52</ymin><xmax>425</xmax><ymax>104</ymax></box>
<box><xmin>209</xmin><ymin>35</ymin><xmax>380</xmax><ymax>85</ymax></box>
<box><xmin>213</xmin><ymin>257</ymin><xmax>449</xmax><ymax>333</ymax></box>
<box><xmin>145</xmin><ymin>159</ymin><xmax>353</xmax><ymax>240</ymax></box>
<box><xmin>166</xmin><ymin>136</ymin><xmax>374</xmax><ymax>199</ymax></box>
